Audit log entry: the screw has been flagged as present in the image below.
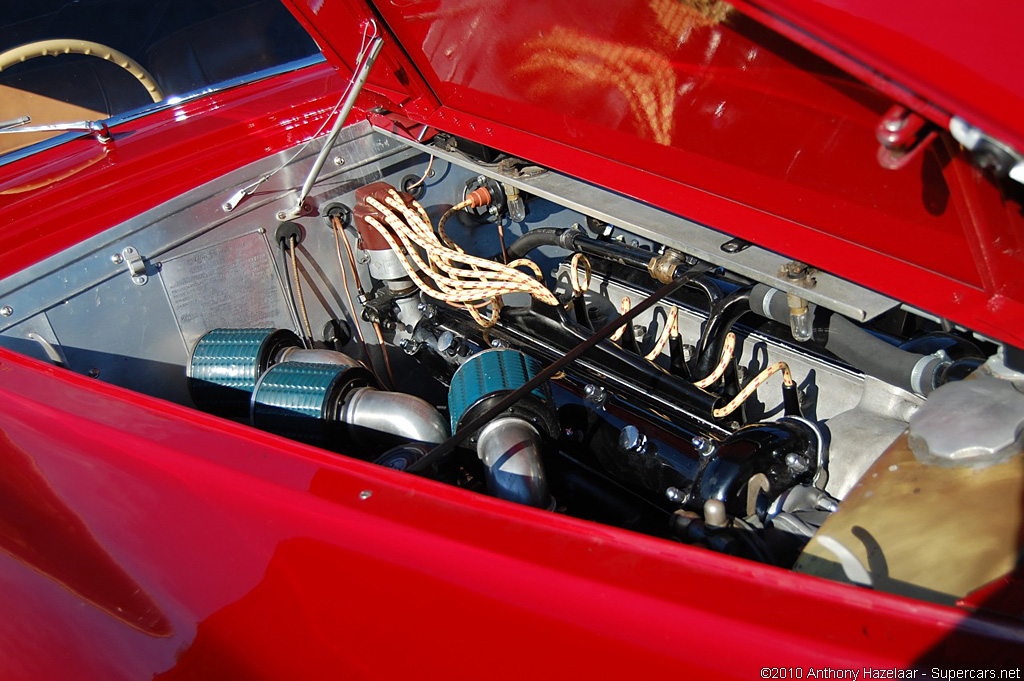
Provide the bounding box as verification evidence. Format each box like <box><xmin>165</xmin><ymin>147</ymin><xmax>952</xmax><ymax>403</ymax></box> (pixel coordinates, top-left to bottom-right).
<box><xmin>665</xmin><ymin>487</ymin><xmax>685</xmax><ymax>503</ymax></box>
<box><xmin>333</xmin><ymin>156</ymin><xmax>345</xmax><ymax>166</ymax></box>
<box><xmin>358</xmin><ymin>490</ymin><xmax>372</xmax><ymax>500</ymax></box>
<box><xmin>398</xmin><ymin>339</ymin><xmax>409</xmax><ymax>349</ymax></box>
<box><xmin>0</xmin><ymin>305</ymin><xmax>11</xmax><ymax>317</ymax></box>
<box><xmin>276</xmin><ymin>211</ymin><xmax>288</xmax><ymax>221</ymax></box>
<box><xmin>490</xmin><ymin>338</ymin><xmax>507</xmax><ymax>348</ymax></box>
<box><xmin>132</xmin><ymin>276</ymin><xmax>147</xmax><ymax>285</ymax></box>
<box><xmin>110</xmin><ymin>253</ymin><xmax>123</xmax><ymax>265</ymax></box>
<box><xmin>488</xmin><ymin>205</ymin><xmax>499</xmax><ymax>217</ymax></box>
<box><xmin>692</xmin><ymin>436</ymin><xmax>715</xmax><ymax>457</ymax></box>
<box><xmin>257</xmin><ymin>227</ymin><xmax>266</xmax><ymax>234</ymax></box>
<box><xmin>86</xmin><ymin>368</ymin><xmax>100</xmax><ymax>378</ymax></box>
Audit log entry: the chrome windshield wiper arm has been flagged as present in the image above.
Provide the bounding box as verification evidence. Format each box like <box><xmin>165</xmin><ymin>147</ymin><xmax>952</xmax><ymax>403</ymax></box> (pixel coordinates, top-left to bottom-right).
<box><xmin>0</xmin><ymin>116</ymin><xmax>112</xmax><ymax>143</ymax></box>
<box><xmin>0</xmin><ymin>117</ymin><xmax>31</xmax><ymax>131</ymax></box>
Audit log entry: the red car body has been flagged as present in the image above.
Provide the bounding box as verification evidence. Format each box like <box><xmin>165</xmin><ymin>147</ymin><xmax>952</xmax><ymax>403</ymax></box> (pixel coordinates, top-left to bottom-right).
<box><xmin>0</xmin><ymin>0</ymin><xmax>1021</xmax><ymax>677</ymax></box>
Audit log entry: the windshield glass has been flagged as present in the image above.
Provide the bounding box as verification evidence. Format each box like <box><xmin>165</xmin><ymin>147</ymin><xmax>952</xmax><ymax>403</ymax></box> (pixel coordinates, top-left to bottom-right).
<box><xmin>0</xmin><ymin>0</ymin><xmax>320</xmax><ymax>156</ymax></box>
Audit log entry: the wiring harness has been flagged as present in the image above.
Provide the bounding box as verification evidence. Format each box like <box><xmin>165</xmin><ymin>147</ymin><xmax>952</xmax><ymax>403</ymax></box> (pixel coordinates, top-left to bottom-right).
<box><xmin>360</xmin><ymin>187</ymin><xmax>559</xmax><ymax>327</ymax></box>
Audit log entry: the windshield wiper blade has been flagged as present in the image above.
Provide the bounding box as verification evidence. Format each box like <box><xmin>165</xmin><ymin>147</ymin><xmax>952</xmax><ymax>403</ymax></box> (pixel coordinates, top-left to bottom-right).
<box><xmin>0</xmin><ymin>116</ymin><xmax>112</xmax><ymax>143</ymax></box>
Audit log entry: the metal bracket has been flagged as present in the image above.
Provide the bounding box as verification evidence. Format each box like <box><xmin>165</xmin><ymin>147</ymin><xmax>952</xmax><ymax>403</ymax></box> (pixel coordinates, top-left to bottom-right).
<box><xmin>949</xmin><ymin>116</ymin><xmax>1024</xmax><ymax>185</ymax></box>
<box><xmin>121</xmin><ymin>246</ymin><xmax>148</xmax><ymax>285</ymax></box>
<box><xmin>876</xmin><ymin>105</ymin><xmax>938</xmax><ymax>170</ymax></box>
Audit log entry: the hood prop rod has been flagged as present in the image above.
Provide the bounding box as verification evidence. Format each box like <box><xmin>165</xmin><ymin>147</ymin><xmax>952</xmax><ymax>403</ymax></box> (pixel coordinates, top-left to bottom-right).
<box><xmin>284</xmin><ymin>36</ymin><xmax>383</xmax><ymax>219</ymax></box>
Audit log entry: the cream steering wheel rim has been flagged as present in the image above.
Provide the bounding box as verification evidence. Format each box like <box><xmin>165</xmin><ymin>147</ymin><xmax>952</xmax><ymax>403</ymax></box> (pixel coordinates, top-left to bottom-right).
<box><xmin>0</xmin><ymin>39</ymin><xmax>164</xmax><ymax>104</ymax></box>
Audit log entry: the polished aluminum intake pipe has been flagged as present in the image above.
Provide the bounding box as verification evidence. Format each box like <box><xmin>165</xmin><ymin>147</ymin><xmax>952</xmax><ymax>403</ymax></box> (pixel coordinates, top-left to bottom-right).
<box><xmin>475</xmin><ymin>417</ymin><xmax>552</xmax><ymax>509</ymax></box>
<box><xmin>340</xmin><ymin>387</ymin><xmax>450</xmax><ymax>445</ymax></box>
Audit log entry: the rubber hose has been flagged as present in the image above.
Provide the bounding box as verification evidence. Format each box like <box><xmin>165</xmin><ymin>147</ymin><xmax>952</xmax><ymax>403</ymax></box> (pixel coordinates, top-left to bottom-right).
<box><xmin>749</xmin><ymin>284</ymin><xmax>944</xmax><ymax>396</ymax></box>
<box><xmin>505</xmin><ymin>227</ymin><xmax>577</xmax><ymax>260</ymax></box>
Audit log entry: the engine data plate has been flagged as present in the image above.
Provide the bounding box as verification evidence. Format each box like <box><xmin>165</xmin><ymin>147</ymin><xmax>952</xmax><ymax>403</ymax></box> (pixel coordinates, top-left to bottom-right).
<box><xmin>160</xmin><ymin>231</ymin><xmax>295</xmax><ymax>350</ymax></box>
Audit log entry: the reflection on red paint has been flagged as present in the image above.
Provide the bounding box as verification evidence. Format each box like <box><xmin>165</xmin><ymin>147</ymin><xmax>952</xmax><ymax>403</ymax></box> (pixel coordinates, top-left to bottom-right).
<box><xmin>0</xmin><ymin>429</ymin><xmax>172</xmax><ymax>636</ymax></box>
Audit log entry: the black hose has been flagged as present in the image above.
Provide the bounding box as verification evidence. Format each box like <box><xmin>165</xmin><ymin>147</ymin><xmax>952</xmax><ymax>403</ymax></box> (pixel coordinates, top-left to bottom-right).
<box><xmin>507</xmin><ymin>227</ymin><xmax>657</xmax><ymax>271</ymax></box>
<box><xmin>505</xmin><ymin>227</ymin><xmax>576</xmax><ymax>260</ymax></box>
<box><xmin>695</xmin><ymin>286</ymin><xmax>753</xmax><ymax>378</ymax></box>
<box><xmin>749</xmin><ymin>284</ymin><xmax>945</xmax><ymax>396</ymax></box>
<box><xmin>507</xmin><ymin>226</ymin><xmax>723</xmax><ymax>310</ymax></box>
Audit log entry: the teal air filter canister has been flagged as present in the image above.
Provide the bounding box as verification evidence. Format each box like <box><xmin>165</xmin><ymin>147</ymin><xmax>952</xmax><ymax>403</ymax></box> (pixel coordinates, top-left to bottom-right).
<box><xmin>447</xmin><ymin>348</ymin><xmax>556</xmax><ymax>437</ymax></box>
<box><xmin>188</xmin><ymin>328</ymin><xmax>301</xmax><ymax>416</ymax></box>
<box><xmin>250</xmin><ymin>359</ymin><xmax>373</xmax><ymax>449</ymax></box>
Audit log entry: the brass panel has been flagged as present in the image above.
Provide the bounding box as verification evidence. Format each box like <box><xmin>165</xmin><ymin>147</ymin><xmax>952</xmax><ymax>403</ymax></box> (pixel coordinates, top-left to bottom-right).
<box><xmin>796</xmin><ymin>433</ymin><xmax>1024</xmax><ymax>605</ymax></box>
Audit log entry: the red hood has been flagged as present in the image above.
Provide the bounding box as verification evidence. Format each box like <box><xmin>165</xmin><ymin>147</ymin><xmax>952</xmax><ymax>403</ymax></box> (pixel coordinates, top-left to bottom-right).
<box><xmin>730</xmin><ymin>0</ymin><xmax>1024</xmax><ymax>155</ymax></box>
<box><xmin>282</xmin><ymin>0</ymin><xmax>1024</xmax><ymax>349</ymax></box>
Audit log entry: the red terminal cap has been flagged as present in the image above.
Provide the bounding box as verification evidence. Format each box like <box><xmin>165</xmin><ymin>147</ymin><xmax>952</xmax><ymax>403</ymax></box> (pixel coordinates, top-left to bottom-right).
<box><xmin>465</xmin><ymin>186</ymin><xmax>491</xmax><ymax>208</ymax></box>
<box><xmin>353</xmin><ymin>182</ymin><xmax>415</xmax><ymax>251</ymax></box>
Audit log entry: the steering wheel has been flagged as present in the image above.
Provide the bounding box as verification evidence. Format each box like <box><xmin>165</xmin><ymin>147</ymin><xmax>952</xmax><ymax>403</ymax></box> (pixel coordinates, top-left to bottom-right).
<box><xmin>0</xmin><ymin>39</ymin><xmax>164</xmax><ymax>104</ymax></box>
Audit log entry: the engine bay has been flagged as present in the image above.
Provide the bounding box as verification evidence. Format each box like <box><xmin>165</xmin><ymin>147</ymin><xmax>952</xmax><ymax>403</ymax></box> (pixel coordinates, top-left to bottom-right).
<box><xmin>2</xmin><ymin>120</ymin><xmax>1020</xmax><ymax>608</ymax></box>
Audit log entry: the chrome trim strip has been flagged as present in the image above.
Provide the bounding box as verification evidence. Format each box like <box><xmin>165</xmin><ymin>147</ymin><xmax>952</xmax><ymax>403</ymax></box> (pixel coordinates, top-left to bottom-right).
<box><xmin>0</xmin><ymin>54</ymin><xmax>326</xmax><ymax>169</ymax></box>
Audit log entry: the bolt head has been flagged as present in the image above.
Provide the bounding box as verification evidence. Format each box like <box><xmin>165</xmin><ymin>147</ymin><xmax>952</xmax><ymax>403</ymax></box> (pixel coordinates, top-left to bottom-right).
<box><xmin>110</xmin><ymin>253</ymin><xmax>124</xmax><ymax>265</ymax></box>
<box><xmin>665</xmin><ymin>487</ymin><xmax>685</xmax><ymax>503</ymax></box>
<box><xmin>785</xmin><ymin>452</ymin><xmax>809</xmax><ymax>473</ymax></box>
<box><xmin>583</xmin><ymin>384</ymin><xmax>607</xmax><ymax>406</ymax></box>
<box><xmin>358</xmin><ymin>490</ymin><xmax>372</xmax><ymax>500</ymax></box>
<box><xmin>618</xmin><ymin>425</ymin><xmax>647</xmax><ymax>454</ymax></box>
<box><xmin>692</xmin><ymin>436</ymin><xmax>715</xmax><ymax>457</ymax></box>
<box><xmin>437</xmin><ymin>331</ymin><xmax>456</xmax><ymax>354</ymax></box>
<box><xmin>333</xmin><ymin>156</ymin><xmax>345</xmax><ymax>166</ymax></box>
<box><xmin>883</xmin><ymin>115</ymin><xmax>907</xmax><ymax>133</ymax></box>
<box><xmin>0</xmin><ymin>306</ymin><xmax>12</xmax><ymax>317</ymax></box>
<box><xmin>816</xmin><ymin>496</ymin><xmax>840</xmax><ymax>513</ymax></box>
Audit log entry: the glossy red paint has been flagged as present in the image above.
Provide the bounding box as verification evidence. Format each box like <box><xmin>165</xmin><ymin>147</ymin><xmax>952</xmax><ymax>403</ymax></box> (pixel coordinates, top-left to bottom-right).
<box><xmin>0</xmin><ymin>61</ymin><xmax>354</xmax><ymax>280</ymax></box>
<box><xmin>731</xmin><ymin>0</ymin><xmax>1024</xmax><ymax>153</ymax></box>
<box><xmin>295</xmin><ymin>0</ymin><xmax>1024</xmax><ymax>349</ymax></box>
<box><xmin>0</xmin><ymin>346</ymin><xmax>1020</xmax><ymax>678</ymax></box>
<box><xmin>0</xmin><ymin>2</ymin><xmax>1021</xmax><ymax>675</ymax></box>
